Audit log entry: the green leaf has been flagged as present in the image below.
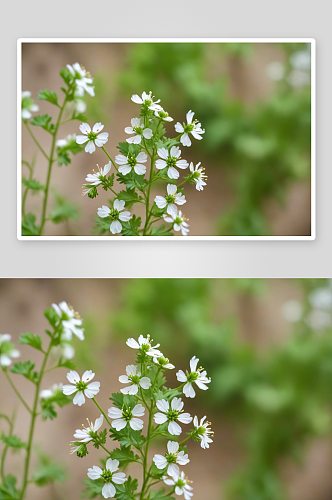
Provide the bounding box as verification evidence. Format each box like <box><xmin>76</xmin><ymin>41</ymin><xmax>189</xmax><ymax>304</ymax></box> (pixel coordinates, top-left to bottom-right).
<box><xmin>116</xmin><ymin>142</ymin><xmax>130</xmax><ymax>156</ymax></box>
<box><xmin>44</xmin><ymin>307</ymin><xmax>58</xmax><ymax>328</ymax></box>
<box><xmin>40</xmin><ymin>390</ymin><xmax>71</xmax><ymax>420</ymax></box>
<box><xmin>48</xmin><ymin>194</ymin><xmax>80</xmax><ymax>224</ymax></box>
<box><xmin>30</xmin><ymin>114</ymin><xmax>53</xmax><ymax>132</ymax></box>
<box><xmin>22</xmin><ymin>178</ymin><xmax>45</xmax><ymax>191</ymax></box>
<box><xmin>60</xmin><ymin>67</ymin><xmax>72</xmax><ymax>86</ymax></box>
<box><xmin>57</xmin><ymin>151</ymin><xmax>71</xmax><ymax>166</ymax></box>
<box><xmin>58</xmin><ymin>358</ymin><xmax>76</xmax><ymax>370</ymax></box>
<box><xmin>19</xmin><ymin>332</ymin><xmax>43</xmax><ymax>352</ymax></box>
<box><xmin>92</xmin><ymin>217</ymin><xmax>111</xmax><ymax>235</ymax></box>
<box><xmin>71</xmin><ymin>111</ymin><xmax>87</xmax><ymax>122</ymax></box>
<box><xmin>31</xmin><ymin>456</ymin><xmax>67</xmax><ymax>486</ymax></box>
<box><xmin>121</xmin><ymin>215</ymin><xmax>142</xmax><ymax>236</ymax></box>
<box><xmin>38</xmin><ymin>90</ymin><xmax>59</xmax><ymax>107</ymax></box>
<box><xmin>116</xmin><ymin>172</ymin><xmax>148</xmax><ymax>192</ymax></box>
<box><xmin>22</xmin><ymin>213</ymin><xmax>39</xmax><ymax>236</ymax></box>
<box><xmin>148</xmin><ymin>488</ymin><xmax>174</xmax><ymax>500</ymax></box>
<box><xmin>0</xmin><ymin>475</ymin><xmax>19</xmax><ymax>500</ymax></box>
<box><xmin>1</xmin><ymin>435</ymin><xmax>27</xmax><ymax>449</ymax></box>
<box><xmin>109</xmin><ymin>446</ymin><xmax>137</xmax><ymax>467</ymax></box>
<box><xmin>10</xmin><ymin>361</ymin><xmax>37</xmax><ymax>382</ymax></box>
<box><xmin>149</xmin><ymin>225</ymin><xmax>174</xmax><ymax>236</ymax></box>
<box><xmin>82</xmin><ymin>478</ymin><xmax>103</xmax><ymax>499</ymax></box>
<box><xmin>114</xmin><ymin>476</ymin><xmax>138</xmax><ymax>500</ymax></box>
<box><xmin>109</xmin><ymin>428</ymin><xmax>145</xmax><ymax>450</ymax></box>
<box><xmin>117</xmin><ymin>188</ymin><xmax>141</xmax><ymax>208</ymax></box>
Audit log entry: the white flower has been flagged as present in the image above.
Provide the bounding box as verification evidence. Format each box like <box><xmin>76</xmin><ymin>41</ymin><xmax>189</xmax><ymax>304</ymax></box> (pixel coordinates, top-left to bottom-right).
<box><xmin>155</xmin><ymin>147</ymin><xmax>188</xmax><ymax>180</ymax></box>
<box><xmin>108</xmin><ymin>403</ymin><xmax>145</xmax><ymax>431</ymax></box>
<box><xmin>21</xmin><ymin>91</ymin><xmax>39</xmax><ymax>120</ymax></box>
<box><xmin>87</xmin><ymin>458</ymin><xmax>127</xmax><ymax>499</ymax></box>
<box><xmin>131</xmin><ymin>91</ymin><xmax>162</xmax><ymax>112</ymax></box>
<box><xmin>63</xmin><ymin>370</ymin><xmax>100</xmax><ymax>406</ymax></box>
<box><xmin>175</xmin><ymin>110</ymin><xmax>205</xmax><ymax>147</ymax></box>
<box><xmin>67</xmin><ymin>62</ymin><xmax>95</xmax><ymax>97</ymax></box>
<box><xmin>119</xmin><ymin>365</ymin><xmax>151</xmax><ymax>395</ymax></box>
<box><xmin>153</xmin><ymin>356</ymin><xmax>175</xmax><ymax>370</ymax></box>
<box><xmin>52</xmin><ymin>301</ymin><xmax>84</xmax><ymax>341</ymax></box>
<box><xmin>154</xmin><ymin>398</ymin><xmax>192</xmax><ymax>435</ymax></box>
<box><xmin>72</xmin><ymin>415</ymin><xmax>104</xmax><ymax>449</ymax></box>
<box><xmin>126</xmin><ymin>335</ymin><xmax>162</xmax><ymax>358</ymax></box>
<box><xmin>193</xmin><ymin>416</ymin><xmax>214</xmax><ymax>449</ymax></box>
<box><xmin>176</xmin><ymin>356</ymin><xmax>211</xmax><ymax>398</ymax></box>
<box><xmin>153</xmin><ymin>441</ymin><xmax>189</xmax><ymax>477</ymax></box>
<box><xmin>189</xmin><ymin>162</ymin><xmax>207</xmax><ymax>191</ymax></box>
<box><xmin>97</xmin><ymin>200</ymin><xmax>132</xmax><ymax>235</ymax></box>
<box><xmin>56</xmin><ymin>134</ymin><xmax>77</xmax><ymax>148</ymax></box>
<box><xmin>115</xmin><ymin>152</ymin><xmax>147</xmax><ymax>176</ymax></box>
<box><xmin>163</xmin><ymin>471</ymin><xmax>193</xmax><ymax>499</ymax></box>
<box><xmin>163</xmin><ymin>206</ymin><xmax>189</xmax><ymax>236</ymax></box>
<box><xmin>0</xmin><ymin>334</ymin><xmax>20</xmax><ymax>367</ymax></box>
<box><xmin>155</xmin><ymin>109</ymin><xmax>173</xmax><ymax>122</ymax></box>
<box><xmin>84</xmin><ymin>162</ymin><xmax>112</xmax><ymax>187</ymax></box>
<box><xmin>125</xmin><ymin>118</ymin><xmax>153</xmax><ymax>144</ymax></box>
<box><xmin>40</xmin><ymin>383</ymin><xmax>63</xmax><ymax>399</ymax></box>
<box><xmin>155</xmin><ymin>184</ymin><xmax>186</xmax><ymax>211</ymax></box>
<box><xmin>76</xmin><ymin>123</ymin><xmax>109</xmax><ymax>154</ymax></box>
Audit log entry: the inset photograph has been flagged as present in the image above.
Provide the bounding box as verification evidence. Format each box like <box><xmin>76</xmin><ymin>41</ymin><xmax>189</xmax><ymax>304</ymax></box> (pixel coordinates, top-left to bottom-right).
<box><xmin>18</xmin><ymin>39</ymin><xmax>314</xmax><ymax>239</ymax></box>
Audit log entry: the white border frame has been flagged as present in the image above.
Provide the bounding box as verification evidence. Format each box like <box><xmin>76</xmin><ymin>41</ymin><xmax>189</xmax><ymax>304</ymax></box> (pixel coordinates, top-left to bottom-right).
<box><xmin>17</xmin><ymin>38</ymin><xmax>316</xmax><ymax>241</ymax></box>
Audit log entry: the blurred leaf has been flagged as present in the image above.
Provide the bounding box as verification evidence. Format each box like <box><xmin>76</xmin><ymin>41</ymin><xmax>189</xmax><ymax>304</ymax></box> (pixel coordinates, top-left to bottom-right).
<box><xmin>0</xmin><ymin>475</ymin><xmax>19</xmax><ymax>500</ymax></box>
<box><xmin>19</xmin><ymin>332</ymin><xmax>43</xmax><ymax>352</ymax></box>
<box><xmin>38</xmin><ymin>90</ymin><xmax>59</xmax><ymax>107</ymax></box>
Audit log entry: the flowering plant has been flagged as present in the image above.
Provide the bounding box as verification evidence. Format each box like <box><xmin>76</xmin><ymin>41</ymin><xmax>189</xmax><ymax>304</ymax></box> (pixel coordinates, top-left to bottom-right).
<box><xmin>21</xmin><ymin>62</ymin><xmax>207</xmax><ymax>237</ymax></box>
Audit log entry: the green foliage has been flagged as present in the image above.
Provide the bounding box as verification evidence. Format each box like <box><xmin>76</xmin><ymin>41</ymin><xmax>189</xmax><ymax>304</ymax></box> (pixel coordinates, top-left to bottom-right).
<box><xmin>38</xmin><ymin>90</ymin><xmax>59</xmax><ymax>107</ymax></box>
<box><xmin>109</xmin><ymin>446</ymin><xmax>138</xmax><ymax>467</ymax></box>
<box><xmin>22</xmin><ymin>178</ymin><xmax>45</xmax><ymax>192</ymax></box>
<box><xmin>21</xmin><ymin>213</ymin><xmax>39</xmax><ymax>236</ymax></box>
<box><xmin>148</xmin><ymin>488</ymin><xmax>174</xmax><ymax>500</ymax></box>
<box><xmin>40</xmin><ymin>390</ymin><xmax>72</xmax><ymax>421</ymax></box>
<box><xmin>0</xmin><ymin>475</ymin><xmax>19</xmax><ymax>500</ymax></box>
<box><xmin>1</xmin><ymin>435</ymin><xmax>27</xmax><ymax>450</ymax></box>
<box><xmin>114</xmin><ymin>476</ymin><xmax>138</xmax><ymax>500</ymax></box>
<box><xmin>117</xmin><ymin>188</ymin><xmax>142</xmax><ymax>208</ymax></box>
<box><xmin>10</xmin><ymin>361</ymin><xmax>38</xmax><ymax>382</ymax></box>
<box><xmin>31</xmin><ymin>453</ymin><xmax>67</xmax><ymax>486</ymax></box>
<box><xmin>121</xmin><ymin>215</ymin><xmax>142</xmax><ymax>236</ymax></box>
<box><xmin>30</xmin><ymin>114</ymin><xmax>53</xmax><ymax>133</ymax></box>
<box><xmin>48</xmin><ymin>193</ymin><xmax>80</xmax><ymax>224</ymax></box>
<box><xmin>82</xmin><ymin>478</ymin><xmax>104</xmax><ymax>499</ymax></box>
<box><xmin>19</xmin><ymin>332</ymin><xmax>43</xmax><ymax>352</ymax></box>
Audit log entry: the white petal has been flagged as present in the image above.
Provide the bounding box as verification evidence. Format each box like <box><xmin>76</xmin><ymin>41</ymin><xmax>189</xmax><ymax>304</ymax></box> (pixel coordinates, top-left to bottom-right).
<box><xmin>93</xmin><ymin>122</ymin><xmax>104</xmax><ymax>133</ymax></box>
<box><xmin>94</xmin><ymin>415</ymin><xmax>104</xmax><ymax>431</ymax></box>
<box><xmin>164</xmin><ymin>477</ymin><xmax>176</xmax><ymax>486</ymax></box>
<box><xmin>110</xmin><ymin>220</ymin><xmax>122</xmax><ymax>234</ymax></box>
<box><xmin>115</xmin><ymin>154</ymin><xmax>129</xmax><ymax>165</ymax></box>
<box><xmin>119</xmin><ymin>164</ymin><xmax>132</xmax><ymax>175</ymax></box>
<box><xmin>112</xmin><ymin>472</ymin><xmax>127</xmax><ymax>485</ymax></box>
<box><xmin>112</xmin><ymin>418</ymin><xmax>127</xmax><ymax>431</ymax></box>
<box><xmin>121</xmin><ymin>384</ymin><xmax>138</xmax><ymax>395</ymax></box>
<box><xmin>85</xmin><ymin>381</ymin><xmax>100</xmax><ymax>397</ymax></box>
<box><xmin>130</xmin><ymin>418</ymin><xmax>144</xmax><ymax>431</ymax></box>
<box><xmin>63</xmin><ymin>384</ymin><xmax>77</xmax><ymax>396</ymax></box>
<box><xmin>174</xmin><ymin>122</ymin><xmax>184</xmax><ymax>133</ymax></box>
<box><xmin>139</xmin><ymin>377</ymin><xmax>151</xmax><ymax>389</ymax></box>
<box><xmin>183</xmin><ymin>383</ymin><xmax>195</xmax><ymax>398</ymax></box>
<box><xmin>131</xmin><ymin>94</ymin><xmax>143</xmax><ymax>104</ymax></box>
<box><xmin>195</xmin><ymin>380</ymin><xmax>209</xmax><ymax>390</ymax></box>
<box><xmin>67</xmin><ymin>370</ymin><xmax>80</xmax><ymax>384</ymax></box>
<box><xmin>143</xmin><ymin>128</ymin><xmax>153</xmax><ymax>139</ymax></box>
<box><xmin>87</xmin><ymin>466</ymin><xmax>102</xmax><ymax>480</ymax></box>
<box><xmin>136</xmin><ymin>152</ymin><xmax>148</xmax><ymax>163</ymax></box>
<box><xmin>125</xmin><ymin>127</ymin><xmax>134</xmax><ymax>134</ymax></box>
<box><xmin>168</xmin><ymin>421</ymin><xmax>182</xmax><ymax>435</ymax></box>
<box><xmin>119</xmin><ymin>211</ymin><xmax>132</xmax><ymax>222</ymax></box>
<box><xmin>167</xmin><ymin>167</ymin><xmax>179</xmax><ymax>180</ymax></box>
<box><xmin>178</xmin><ymin>413</ymin><xmax>192</xmax><ymax>424</ymax></box>
<box><xmin>190</xmin><ymin>356</ymin><xmax>199</xmax><ymax>372</ymax></box>
<box><xmin>114</xmin><ymin>199</ymin><xmax>125</xmax><ymax>211</ymax></box>
<box><xmin>155</xmin><ymin>159</ymin><xmax>167</xmax><ymax>170</ymax></box>
<box><xmin>106</xmin><ymin>458</ymin><xmax>119</xmax><ymax>473</ymax></box>
<box><xmin>170</xmin><ymin>146</ymin><xmax>180</xmax><ymax>158</ymax></box>
<box><xmin>134</xmin><ymin>163</ymin><xmax>146</xmax><ymax>175</ymax></box>
<box><xmin>73</xmin><ymin>391</ymin><xmax>85</xmax><ymax>406</ymax></box>
<box><xmin>167</xmin><ymin>441</ymin><xmax>179</xmax><ymax>454</ymax></box>
<box><xmin>167</xmin><ymin>184</ymin><xmax>177</xmax><ymax>195</ymax></box>
<box><xmin>175</xmin><ymin>159</ymin><xmax>189</xmax><ymax>169</ymax></box>
<box><xmin>76</xmin><ymin>135</ymin><xmax>89</xmax><ymax>144</ymax></box>
<box><xmin>102</xmin><ymin>483</ymin><xmax>115</xmax><ymax>499</ymax></box>
<box><xmin>176</xmin><ymin>370</ymin><xmax>187</xmax><ymax>383</ymax></box>
<box><xmin>126</xmin><ymin>338</ymin><xmax>139</xmax><ymax>349</ymax></box>
<box><xmin>186</xmin><ymin>110</ymin><xmax>195</xmax><ymax>124</ymax></box>
<box><xmin>108</xmin><ymin>407</ymin><xmax>123</xmax><ymax>419</ymax></box>
<box><xmin>79</xmin><ymin>123</ymin><xmax>91</xmax><ymax>134</ymax></box>
<box><xmin>119</xmin><ymin>375</ymin><xmax>129</xmax><ymax>384</ymax></box>
<box><xmin>156</xmin><ymin>399</ymin><xmax>170</xmax><ymax>413</ymax></box>
<box><xmin>181</xmin><ymin>134</ymin><xmax>191</xmax><ymax>147</ymax></box>
<box><xmin>171</xmin><ymin>398</ymin><xmax>183</xmax><ymax>412</ymax></box>
<box><xmin>82</xmin><ymin>370</ymin><xmax>95</xmax><ymax>383</ymax></box>
<box><xmin>85</xmin><ymin>141</ymin><xmax>96</xmax><ymax>154</ymax></box>
<box><xmin>95</xmin><ymin>132</ymin><xmax>109</xmax><ymax>146</ymax></box>
<box><xmin>155</xmin><ymin>196</ymin><xmax>167</xmax><ymax>209</ymax></box>
<box><xmin>97</xmin><ymin>206</ymin><xmax>111</xmax><ymax>218</ymax></box>
<box><xmin>132</xmin><ymin>404</ymin><xmax>145</xmax><ymax>417</ymax></box>
<box><xmin>153</xmin><ymin>455</ymin><xmax>168</xmax><ymax>470</ymax></box>
<box><xmin>154</xmin><ymin>413</ymin><xmax>168</xmax><ymax>425</ymax></box>
<box><xmin>167</xmin><ymin>463</ymin><xmax>180</xmax><ymax>477</ymax></box>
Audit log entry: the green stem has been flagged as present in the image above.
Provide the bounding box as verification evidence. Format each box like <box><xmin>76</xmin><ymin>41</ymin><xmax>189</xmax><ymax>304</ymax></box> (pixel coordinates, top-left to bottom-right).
<box><xmin>24</xmin><ymin>122</ymin><xmax>50</xmax><ymax>161</ymax></box>
<box><xmin>100</xmin><ymin>443</ymin><xmax>112</xmax><ymax>455</ymax></box>
<box><xmin>92</xmin><ymin>397</ymin><xmax>112</xmax><ymax>427</ymax></box>
<box><xmin>179</xmin><ymin>435</ymin><xmax>192</xmax><ymax>446</ymax></box>
<box><xmin>2</xmin><ymin>369</ymin><xmax>32</xmax><ymax>414</ymax></box>
<box><xmin>177</xmin><ymin>178</ymin><xmax>189</xmax><ymax>189</ymax></box>
<box><xmin>22</xmin><ymin>154</ymin><xmax>37</xmax><ymax>218</ymax></box>
<box><xmin>20</xmin><ymin>338</ymin><xmax>53</xmax><ymax>500</ymax></box>
<box><xmin>101</xmin><ymin>146</ymin><xmax>118</xmax><ymax>171</ymax></box>
<box><xmin>0</xmin><ymin>407</ymin><xmax>17</xmax><ymax>481</ymax></box>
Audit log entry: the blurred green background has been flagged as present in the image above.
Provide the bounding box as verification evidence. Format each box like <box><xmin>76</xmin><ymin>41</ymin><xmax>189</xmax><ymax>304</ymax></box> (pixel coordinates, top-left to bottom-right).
<box><xmin>22</xmin><ymin>42</ymin><xmax>311</xmax><ymax>236</ymax></box>
<box><xmin>1</xmin><ymin>278</ymin><xmax>332</xmax><ymax>500</ymax></box>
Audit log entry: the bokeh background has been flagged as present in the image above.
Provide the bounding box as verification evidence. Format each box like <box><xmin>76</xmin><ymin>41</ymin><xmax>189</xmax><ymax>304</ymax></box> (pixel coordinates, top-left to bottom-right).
<box><xmin>21</xmin><ymin>42</ymin><xmax>312</xmax><ymax>236</ymax></box>
<box><xmin>2</xmin><ymin>278</ymin><xmax>332</xmax><ymax>500</ymax></box>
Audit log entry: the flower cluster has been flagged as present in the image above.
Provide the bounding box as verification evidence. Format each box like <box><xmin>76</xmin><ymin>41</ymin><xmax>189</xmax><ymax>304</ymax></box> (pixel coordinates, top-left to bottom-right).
<box><xmin>64</xmin><ymin>335</ymin><xmax>213</xmax><ymax>499</ymax></box>
<box><xmin>79</xmin><ymin>91</ymin><xmax>207</xmax><ymax>236</ymax></box>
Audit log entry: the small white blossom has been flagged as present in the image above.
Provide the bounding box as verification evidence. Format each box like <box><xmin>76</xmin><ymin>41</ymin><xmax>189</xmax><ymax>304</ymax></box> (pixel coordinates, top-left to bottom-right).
<box><xmin>154</xmin><ymin>398</ymin><xmax>192</xmax><ymax>435</ymax></box>
<box><xmin>108</xmin><ymin>404</ymin><xmax>145</xmax><ymax>431</ymax></box>
<box><xmin>189</xmin><ymin>162</ymin><xmax>207</xmax><ymax>191</ymax></box>
<box><xmin>153</xmin><ymin>441</ymin><xmax>190</xmax><ymax>477</ymax></box>
<box><xmin>125</xmin><ymin>118</ymin><xmax>153</xmax><ymax>144</ymax></box>
<box><xmin>193</xmin><ymin>416</ymin><xmax>214</xmax><ymax>449</ymax></box>
<box><xmin>56</xmin><ymin>134</ymin><xmax>77</xmax><ymax>148</ymax></box>
<box><xmin>126</xmin><ymin>335</ymin><xmax>162</xmax><ymax>358</ymax></box>
<box><xmin>115</xmin><ymin>152</ymin><xmax>147</xmax><ymax>176</ymax></box>
<box><xmin>40</xmin><ymin>383</ymin><xmax>63</xmax><ymax>399</ymax></box>
<box><xmin>153</xmin><ymin>356</ymin><xmax>175</xmax><ymax>370</ymax></box>
<box><xmin>163</xmin><ymin>471</ymin><xmax>193</xmax><ymax>499</ymax></box>
<box><xmin>155</xmin><ymin>109</ymin><xmax>173</xmax><ymax>122</ymax></box>
<box><xmin>131</xmin><ymin>91</ymin><xmax>162</xmax><ymax>112</ymax></box>
<box><xmin>67</xmin><ymin>63</ymin><xmax>95</xmax><ymax>97</ymax></box>
<box><xmin>97</xmin><ymin>200</ymin><xmax>132</xmax><ymax>235</ymax></box>
<box><xmin>155</xmin><ymin>184</ymin><xmax>186</xmax><ymax>211</ymax></box>
<box><xmin>84</xmin><ymin>162</ymin><xmax>112</xmax><ymax>189</ymax></box>
<box><xmin>63</xmin><ymin>370</ymin><xmax>100</xmax><ymax>406</ymax></box>
<box><xmin>76</xmin><ymin>123</ymin><xmax>109</xmax><ymax>154</ymax></box>
<box><xmin>175</xmin><ymin>110</ymin><xmax>205</xmax><ymax>147</ymax></box>
<box><xmin>71</xmin><ymin>415</ymin><xmax>104</xmax><ymax>451</ymax></box>
<box><xmin>155</xmin><ymin>146</ymin><xmax>188</xmax><ymax>180</ymax></box>
<box><xmin>119</xmin><ymin>364</ymin><xmax>151</xmax><ymax>395</ymax></box>
<box><xmin>87</xmin><ymin>458</ymin><xmax>127</xmax><ymax>499</ymax></box>
<box><xmin>176</xmin><ymin>356</ymin><xmax>211</xmax><ymax>398</ymax></box>
<box><xmin>21</xmin><ymin>91</ymin><xmax>39</xmax><ymax>120</ymax></box>
<box><xmin>163</xmin><ymin>205</ymin><xmax>189</xmax><ymax>236</ymax></box>
<box><xmin>52</xmin><ymin>301</ymin><xmax>84</xmax><ymax>341</ymax></box>
<box><xmin>0</xmin><ymin>334</ymin><xmax>20</xmax><ymax>367</ymax></box>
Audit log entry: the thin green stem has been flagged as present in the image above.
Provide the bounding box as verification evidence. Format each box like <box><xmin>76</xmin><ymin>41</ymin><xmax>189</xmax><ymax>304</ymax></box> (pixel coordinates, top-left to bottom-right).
<box><xmin>100</xmin><ymin>443</ymin><xmax>112</xmax><ymax>456</ymax></box>
<box><xmin>22</xmin><ymin>153</ymin><xmax>37</xmax><ymax>218</ymax></box>
<box><xmin>92</xmin><ymin>397</ymin><xmax>112</xmax><ymax>427</ymax></box>
<box><xmin>24</xmin><ymin>122</ymin><xmax>50</xmax><ymax>161</ymax></box>
<box><xmin>177</xmin><ymin>178</ymin><xmax>189</xmax><ymax>189</ymax></box>
<box><xmin>20</xmin><ymin>338</ymin><xmax>53</xmax><ymax>500</ymax></box>
<box><xmin>179</xmin><ymin>435</ymin><xmax>192</xmax><ymax>447</ymax></box>
<box><xmin>101</xmin><ymin>146</ymin><xmax>118</xmax><ymax>171</ymax></box>
<box><xmin>0</xmin><ymin>407</ymin><xmax>17</xmax><ymax>481</ymax></box>
<box><xmin>2</xmin><ymin>369</ymin><xmax>32</xmax><ymax>414</ymax></box>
